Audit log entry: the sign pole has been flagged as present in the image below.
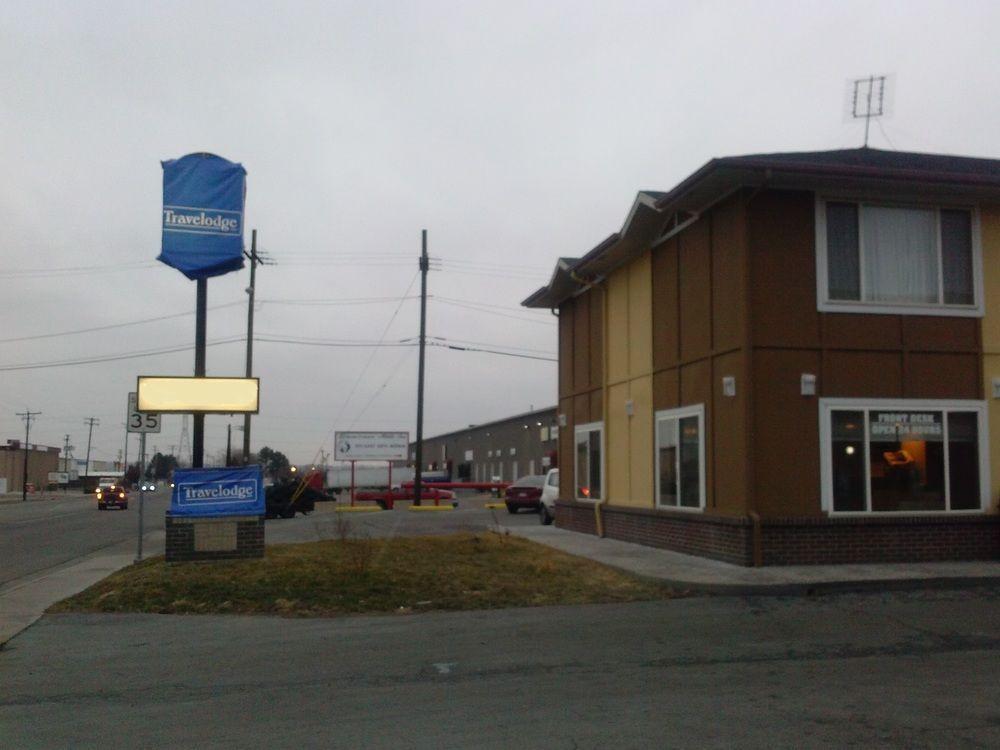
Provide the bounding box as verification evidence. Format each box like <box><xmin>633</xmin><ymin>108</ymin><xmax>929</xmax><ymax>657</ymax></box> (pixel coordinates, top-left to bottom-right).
<box><xmin>136</xmin><ymin>432</ymin><xmax>146</xmax><ymax>563</ymax></box>
<box><xmin>192</xmin><ymin>278</ymin><xmax>207</xmax><ymax>468</ymax></box>
<box><xmin>351</xmin><ymin>460</ymin><xmax>356</xmax><ymax>507</ymax></box>
<box><xmin>387</xmin><ymin>460</ymin><xmax>392</xmax><ymax>494</ymax></box>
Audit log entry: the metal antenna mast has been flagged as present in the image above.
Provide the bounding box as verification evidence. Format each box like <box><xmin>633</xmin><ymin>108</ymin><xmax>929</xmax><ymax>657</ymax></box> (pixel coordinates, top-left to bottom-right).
<box><xmin>851</xmin><ymin>74</ymin><xmax>887</xmax><ymax>148</ymax></box>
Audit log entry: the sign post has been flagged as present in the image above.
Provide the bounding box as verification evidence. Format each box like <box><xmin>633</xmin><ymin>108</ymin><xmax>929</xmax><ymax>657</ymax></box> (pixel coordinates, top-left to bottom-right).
<box><xmin>127</xmin><ymin>392</ymin><xmax>160</xmax><ymax>563</ymax></box>
<box><xmin>159</xmin><ymin>152</ymin><xmax>247</xmax><ymax>467</ymax></box>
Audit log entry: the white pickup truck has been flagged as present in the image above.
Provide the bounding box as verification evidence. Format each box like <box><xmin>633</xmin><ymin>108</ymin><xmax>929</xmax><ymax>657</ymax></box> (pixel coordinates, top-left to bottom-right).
<box><xmin>539</xmin><ymin>468</ymin><xmax>559</xmax><ymax>525</ymax></box>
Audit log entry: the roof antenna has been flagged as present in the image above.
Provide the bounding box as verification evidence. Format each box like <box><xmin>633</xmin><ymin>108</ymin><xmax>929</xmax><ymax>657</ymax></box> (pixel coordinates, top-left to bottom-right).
<box><xmin>850</xmin><ymin>75</ymin><xmax>888</xmax><ymax>148</ymax></box>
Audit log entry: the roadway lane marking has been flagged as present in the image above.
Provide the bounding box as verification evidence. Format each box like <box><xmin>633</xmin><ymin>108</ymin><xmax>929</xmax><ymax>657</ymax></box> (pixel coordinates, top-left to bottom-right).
<box><xmin>433</xmin><ymin>662</ymin><xmax>457</xmax><ymax>674</ymax></box>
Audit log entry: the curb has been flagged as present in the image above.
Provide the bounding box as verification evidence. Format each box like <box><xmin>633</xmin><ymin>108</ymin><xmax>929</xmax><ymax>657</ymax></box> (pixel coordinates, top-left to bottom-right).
<box><xmin>652</xmin><ymin>573</ymin><xmax>1000</xmax><ymax>598</ymax></box>
<box><xmin>408</xmin><ymin>505</ymin><xmax>456</xmax><ymax>512</ymax></box>
<box><xmin>484</xmin><ymin>503</ymin><xmax>507</xmax><ymax>510</ymax></box>
<box><xmin>334</xmin><ymin>506</ymin><xmax>382</xmax><ymax>513</ymax></box>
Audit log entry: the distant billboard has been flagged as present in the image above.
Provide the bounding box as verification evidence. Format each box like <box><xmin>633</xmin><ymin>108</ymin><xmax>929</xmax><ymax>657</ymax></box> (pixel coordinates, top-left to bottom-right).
<box><xmin>334</xmin><ymin>432</ymin><xmax>409</xmax><ymax>461</ymax></box>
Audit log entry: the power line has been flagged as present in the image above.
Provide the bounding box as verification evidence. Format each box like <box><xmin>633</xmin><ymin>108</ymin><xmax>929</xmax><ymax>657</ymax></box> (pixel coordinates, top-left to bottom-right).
<box><xmin>0</xmin><ymin>301</ymin><xmax>245</xmax><ymax>343</ymax></box>
<box><xmin>0</xmin><ymin>260</ymin><xmax>158</xmax><ymax>278</ymax></box>
<box><xmin>330</xmin><ymin>271</ymin><xmax>421</xmax><ymax>429</ymax></box>
<box><xmin>431</xmin><ymin>297</ymin><xmax>556</xmax><ymax>325</ymax></box>
<box><xmin>0</xmin><ymin>337</ymin><xmax>246</xmax><ymax>372</ymax></box>
<box><xmin>259</xmin><ymin>295</ymin><xmax>421</xmax><ymax>307</ymax></box>
<box><xmin>428</xmin><ymin>341</ymin><xmax>557</xmax><ymax>362</ymax></box>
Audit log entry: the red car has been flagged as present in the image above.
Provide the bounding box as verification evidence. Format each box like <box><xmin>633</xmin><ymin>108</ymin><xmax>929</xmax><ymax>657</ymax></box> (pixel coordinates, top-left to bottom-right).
<box><xmin>96</xmin><ymin>483</ymin><xmax>129</xmax><ymax>510</ymax></box>
<box><xmin>505</xmin><ymin>475</ymin><xmax>546</xmax><ymax>514</ymax></box>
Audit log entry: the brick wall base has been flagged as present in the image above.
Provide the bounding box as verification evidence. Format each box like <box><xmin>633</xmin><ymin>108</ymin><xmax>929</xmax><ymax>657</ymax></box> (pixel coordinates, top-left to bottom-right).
<box><xmin>554</xmin><ymin>501</ymin><xmax>1000</xmax><ymax>566</ymax></box>
<box><xmin>165</xmin><ymin>515</ymin><xmax>265</xmax><ymax>562</ymax></box>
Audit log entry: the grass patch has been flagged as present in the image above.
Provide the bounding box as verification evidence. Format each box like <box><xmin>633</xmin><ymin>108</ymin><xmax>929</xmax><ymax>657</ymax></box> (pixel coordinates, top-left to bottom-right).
<box><xmin>50</xmin><ymin>533</ymin><xmax>674</xmax><ymax>617</ymax></box>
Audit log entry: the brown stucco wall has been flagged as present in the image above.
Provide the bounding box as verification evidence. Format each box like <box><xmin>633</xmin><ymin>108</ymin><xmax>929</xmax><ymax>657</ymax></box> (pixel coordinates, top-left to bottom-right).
<box><xmin>747</xmin><ymin>189</ymin><xmax>985</xmax><ymax>519</ymax></box>
<box><xmin>649</xmin><ymin>193</ymin><xmax>750</xmax><ymax>516</ymax></box>
<box><xmin>557</xmin><ymin>289</ymin><xmax>604</xmax><ymax>500</ymax></box>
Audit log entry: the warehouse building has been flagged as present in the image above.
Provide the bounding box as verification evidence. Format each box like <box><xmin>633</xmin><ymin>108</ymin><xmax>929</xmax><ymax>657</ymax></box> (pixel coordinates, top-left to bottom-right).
<box><xmin>524</xmin><ymin>148</ymin><xmax>1000</xmax><ymax>566</ymax></box>
<box><xmin>0</xmin><ymin>440</ymin><xmax>61</xmax><ymax>494</ymax></box>
<box><xmin>410</xmin><ymin>407</ymin><xmax>558</xmax><ymax>483</ymax></box>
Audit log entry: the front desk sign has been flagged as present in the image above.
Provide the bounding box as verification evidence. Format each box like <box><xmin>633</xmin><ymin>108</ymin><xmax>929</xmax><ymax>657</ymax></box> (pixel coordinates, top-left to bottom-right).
<box><xmin>166</xmin><ymin>466</ymin><xmax>265</xmax><ymax>561</ymax></box>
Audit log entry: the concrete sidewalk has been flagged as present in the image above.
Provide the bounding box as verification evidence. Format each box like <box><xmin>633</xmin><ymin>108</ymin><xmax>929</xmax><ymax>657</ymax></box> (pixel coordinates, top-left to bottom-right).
<box><xmin>0</xmin><ymin>529</ymin><xmax>165</xmax><ymax>647</ymax></box>
<box><xmin>506</xmin><ymin>523</ymin><xmax>1000</xmax><ymax>595</ymax></box>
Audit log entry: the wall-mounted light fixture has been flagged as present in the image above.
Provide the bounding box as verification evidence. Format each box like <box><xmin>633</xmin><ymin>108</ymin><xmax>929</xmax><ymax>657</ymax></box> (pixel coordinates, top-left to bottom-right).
<box><xmin>722</xmin><ymin>376</ymin><xmax>736</xmax><ymax>398</ymax></box>
<box><xmin>625</xmin><ymin>399</ymin><xmax>634</xmax><ymax>417</ymax></box>
<box><xmin>558</xmin><ymin>413</ymin><xmax>567</xmax><ymax>427</ymax></box>
<box><xmin>801</xmin><ymin>373</ymin><xmax>817</xmax><ymax>397</ymax></box>
<box><xmin>992</xmin><ymin>378</ymin><xmax>1000</xmax><ymax>399</ymax></box>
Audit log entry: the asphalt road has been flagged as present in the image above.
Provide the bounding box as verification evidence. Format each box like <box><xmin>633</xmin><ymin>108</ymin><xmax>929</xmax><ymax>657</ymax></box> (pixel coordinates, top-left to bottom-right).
<box><xmin>0</xmin><ymin>489</ymin><xmax>170</xmax><ymax>585</ymax></box>
<box><xmin>2</xmin><ymin>589</ymin><xmax>998</xmax><ymax>748</ymax></box>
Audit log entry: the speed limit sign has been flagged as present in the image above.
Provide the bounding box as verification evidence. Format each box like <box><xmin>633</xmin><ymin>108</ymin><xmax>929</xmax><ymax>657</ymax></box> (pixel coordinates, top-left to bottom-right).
<box><xmin>127</xmin><ymin>391</ymin><xmax>161</xmax><ymax>433</ymax></box>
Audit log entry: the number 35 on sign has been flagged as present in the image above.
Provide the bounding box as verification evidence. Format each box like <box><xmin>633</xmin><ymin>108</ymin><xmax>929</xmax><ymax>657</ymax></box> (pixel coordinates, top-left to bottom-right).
<box><xmin>127</xmin><ymin>392</ymin><xmax>161</xmax><ymax>433</ymax></box>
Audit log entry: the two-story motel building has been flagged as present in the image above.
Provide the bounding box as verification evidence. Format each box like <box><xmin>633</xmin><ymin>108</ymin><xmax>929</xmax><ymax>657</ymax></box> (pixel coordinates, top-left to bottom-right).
<box><xmin>524</xmin><ymin>148</ymin><xmax>1000</xmax><ymax>565</ymax></box>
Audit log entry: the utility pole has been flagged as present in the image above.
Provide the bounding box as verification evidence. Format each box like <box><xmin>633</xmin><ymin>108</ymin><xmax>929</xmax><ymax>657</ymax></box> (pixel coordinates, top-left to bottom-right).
<box><xmin>242</xmin><ymin>229</ymin><xmax>273</xmax><ymax>465</ymax></box>
<box><xmin>16</xmin><ymin>410</ymin><xmax>41</xmax><ymax>502</ymax></box>
<box><xmin>83</xmin><ymin>417</ymin><xmax>99</xmax><ymax>490</ymax></box>
<box><xmin>243</xmin><ymin>229</ymin><xmax>257</xmax><ymax>465</ymax></box>
<box><xmin>413</xmin><ymin>229</ymin><xmax>429</xmax><ymax>506</ymax></box>
<box><xmin>62</xmin><ymin>434</ymin><xmax>73</xmax><ymax>492</ymax></box>
<box><xmin>226</xmin><ymin>422</ymin><xmax>233</xmax><ymax>467</ymax></box>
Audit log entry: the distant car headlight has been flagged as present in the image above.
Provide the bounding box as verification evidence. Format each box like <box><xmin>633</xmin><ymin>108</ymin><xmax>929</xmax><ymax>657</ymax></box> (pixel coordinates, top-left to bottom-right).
<box><xmin>119</xmin><ymin>492</ymin><xmax>125</xmax><ymax>498</ymax></box>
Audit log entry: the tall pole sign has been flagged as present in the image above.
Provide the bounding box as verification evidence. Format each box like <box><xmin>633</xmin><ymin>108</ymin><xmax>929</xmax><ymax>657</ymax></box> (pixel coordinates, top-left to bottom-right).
<box><xmin>159</xmin><ymin>153</ymin><xmax>247</xmax><ymax>468</ymax></box>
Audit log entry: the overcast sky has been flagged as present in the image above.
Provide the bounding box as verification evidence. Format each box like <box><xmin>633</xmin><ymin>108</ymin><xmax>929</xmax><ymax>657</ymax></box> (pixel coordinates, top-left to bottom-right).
<box><xmin>2</xmin><ymin>0</ymin><xmax>999</xmax><ymax>467</ymax></box>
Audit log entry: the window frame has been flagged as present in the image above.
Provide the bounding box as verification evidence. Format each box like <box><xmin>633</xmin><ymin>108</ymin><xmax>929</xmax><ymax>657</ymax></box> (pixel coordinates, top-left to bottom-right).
<box><xmin>814</xmin><ymin>197</ymin><xmax>984</xmax><ymax>317</ymax></box>
<box><xmin>654</xmin><ymin>404</ymin><xmax>706</xmax><ymax>512</ymax></box>
<box><xmin>573</xmin><ymin>420</ymin><xmax>604</xmax><ymax>502</ymax></box>
<box><xmin>819</xmin><ymin>398</ymin><xmax>990</xmax><ymax>515</ymax></box>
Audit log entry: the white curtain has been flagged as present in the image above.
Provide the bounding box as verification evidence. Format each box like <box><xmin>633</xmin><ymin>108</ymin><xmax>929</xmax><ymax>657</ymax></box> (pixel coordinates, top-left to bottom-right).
<box><xmin>862</xmin><ymin>206</ymin><xmax>938</xmax><ymax>303</ymax></box>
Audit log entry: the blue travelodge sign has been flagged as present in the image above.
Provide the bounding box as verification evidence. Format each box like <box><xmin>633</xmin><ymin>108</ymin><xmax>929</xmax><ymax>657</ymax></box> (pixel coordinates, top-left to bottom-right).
<box><xmin>159</xmin><ymin>152</ymin><xmax>247</xmax><ymax>280</ymax></box>
<box><xmin>169</xmin><ymin>466</ymin><xmax>264</xmax><ymax>517</ymax></box>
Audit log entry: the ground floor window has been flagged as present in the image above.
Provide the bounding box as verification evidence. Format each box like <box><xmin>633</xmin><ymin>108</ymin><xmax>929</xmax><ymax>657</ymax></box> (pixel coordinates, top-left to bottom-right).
<box><xmin>574</xmin><ymin>421</ymin><xmax>603</xmax><ymax>501</ymax></box>
<box><xmin>821</xmin><ymin>399</ymin><xmax>988</xmax><ymax>513</ymax></box>
<box><xmin>655</xmin><ymin>404</ymin><xmax>705</xmax><ymax>510</ymax></box>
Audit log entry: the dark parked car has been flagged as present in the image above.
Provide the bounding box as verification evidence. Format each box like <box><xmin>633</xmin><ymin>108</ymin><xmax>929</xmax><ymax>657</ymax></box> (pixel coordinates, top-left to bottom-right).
<box><xmin>505</xmin><ymin>475</ymin><xmax>546</xmax><ymax>514</ymax></box>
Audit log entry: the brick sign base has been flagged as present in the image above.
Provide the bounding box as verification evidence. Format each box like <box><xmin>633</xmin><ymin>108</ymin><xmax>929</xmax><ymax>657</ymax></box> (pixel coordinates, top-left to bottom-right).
<box><xmin>166</xmin><ymin>515</ymin><xmax>265</xmax><ymax>562</ymax></box>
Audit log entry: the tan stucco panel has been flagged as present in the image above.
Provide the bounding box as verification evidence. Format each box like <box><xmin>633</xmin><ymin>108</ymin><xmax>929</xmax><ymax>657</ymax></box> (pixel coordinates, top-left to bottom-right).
<box><xmin>606</xmin><ymin>381</ymin><xmax>630</xmax><ymax>503</ymax></box>
<box><xmin>984</xmin><ymin>357</ymin><xmax>1000</xmax><ymax>512</ymax></box>
<box><xmin>980</xmin><ymin>204</ymin><xmax>1000</xmax><ymax>511</ymax></box>
<box><xmin>606</xmin><ymin>272</ymin><xmax>629</xmax><ymax>384</ymax></box>
<box><xmin>628</xmin><ymin>255</ymin><xmax>653</xmax><ymax>378</ymax></box>
<box><xmin>981</xmin><ymin>204</ymin><xmax>1000</xmax><ymax>353</ymax></box>
<box><xmin>627</xmin><ymin>376</ymin><xmax>654</xmax><ymax>507</ymax></box>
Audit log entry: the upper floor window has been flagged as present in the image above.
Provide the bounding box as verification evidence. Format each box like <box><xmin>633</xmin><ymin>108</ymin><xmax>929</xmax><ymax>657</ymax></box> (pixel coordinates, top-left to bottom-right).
<box><xmin>816</xmin><ymin>199</ymin><xmax>982</xmax><ymax>316</ymax></box>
